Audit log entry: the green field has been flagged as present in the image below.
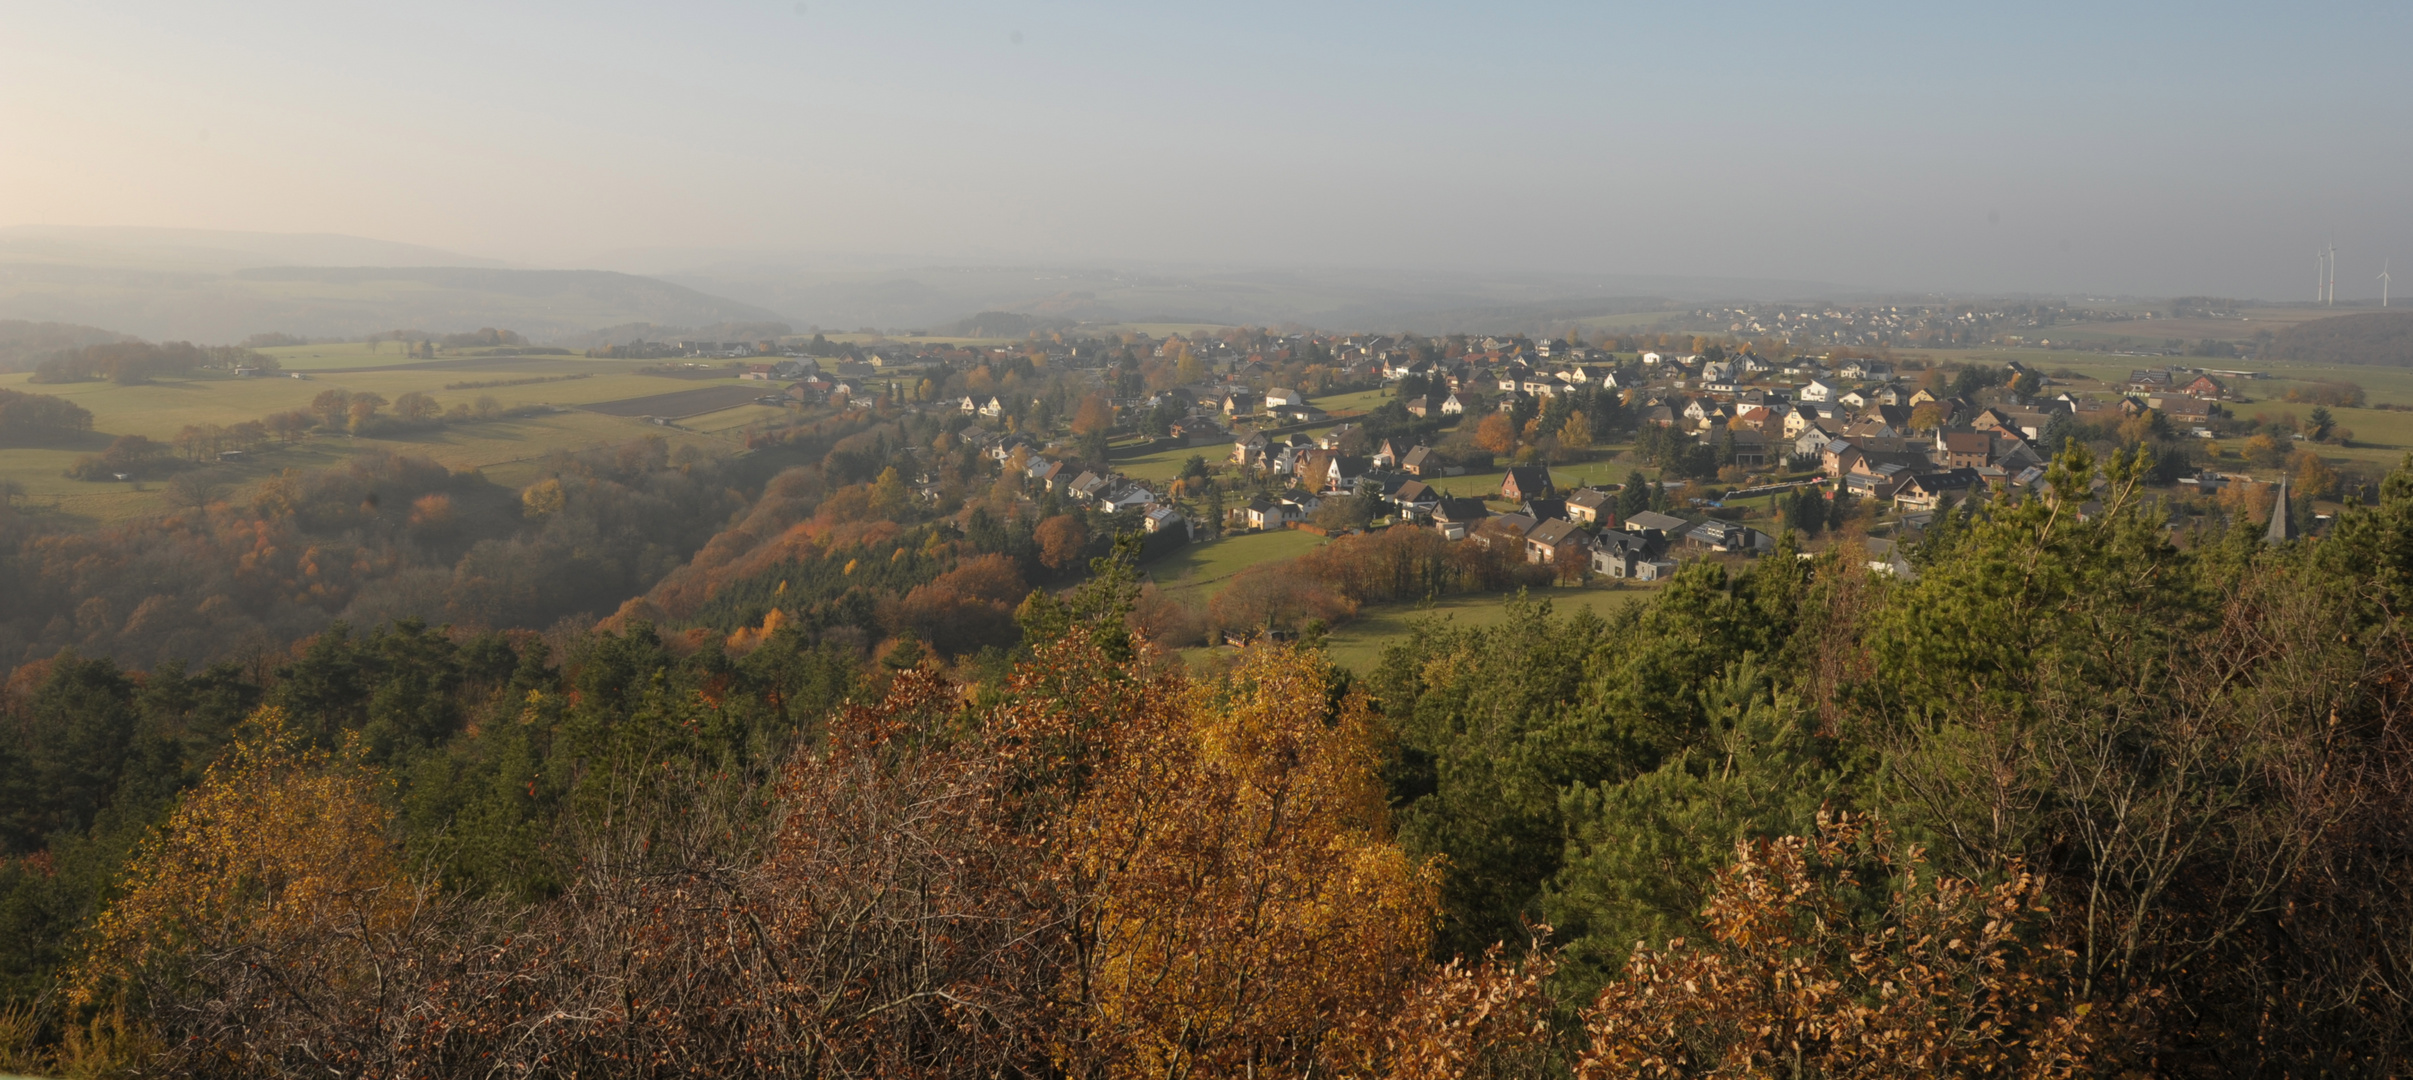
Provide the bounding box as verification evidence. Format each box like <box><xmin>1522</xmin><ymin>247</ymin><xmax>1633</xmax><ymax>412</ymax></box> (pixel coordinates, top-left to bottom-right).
<box><xmin>1319</xmin><ymin>584</ymin><xmax>1657</xmax><ymax>672</ymax></box>
<box><xmin>1310</xmin><ymin>387</ymin><xmax>1391</xmax><ymax>416</ymax></box>
<box><xmin>0</xmin><ymin>352</ymin><xmax>784</xmax><ymax>524</ymax></box>
<box><xmin>1922</xmin><ymin>347</ymin><xmax>2413</xmax><ymax>474</ymax></box>
<box><xmin>1114</xmin><ymin>440</ymin><xmax>1219</xmax><ymax>482</ymax></box>
<box><xmin>1145</xmin><ymin>528</ymin><xmax>1329</xmax><ymax>597</ymax></box>
<box><xmin>1140</xmin><ymin>525</ymin><xmax>1663</xmax><ymax>673</ymax></box>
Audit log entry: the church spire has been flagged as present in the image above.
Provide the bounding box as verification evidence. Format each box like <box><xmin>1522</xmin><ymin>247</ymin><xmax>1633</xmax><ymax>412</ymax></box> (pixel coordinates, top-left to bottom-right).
<box><xmin>2265</xmin><ymin>478</ymin><xmax>2298</xmax><ymax>543</ymax></box>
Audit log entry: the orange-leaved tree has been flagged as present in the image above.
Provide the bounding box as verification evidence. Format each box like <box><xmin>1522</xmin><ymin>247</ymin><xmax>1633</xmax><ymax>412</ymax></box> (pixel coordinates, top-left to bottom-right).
<box><xmin>1065</xmin><ymin>644</ymin><xmax>1441</xmax><ymax>1078</ymax></box>
<box><xmin>1073</xmin><ymin>393</ymin><xmax>1117</xmax><ymax>437</ymax></box>
<box><xmin>1575</xmin><ymin>814</ymin><xmax>2101</xmax><ymax>1080</ymax></box>
<box><xmin>1476</xmin><ymin>412</ymin><xmax>1518</xmax><ymax>456</ymax></box>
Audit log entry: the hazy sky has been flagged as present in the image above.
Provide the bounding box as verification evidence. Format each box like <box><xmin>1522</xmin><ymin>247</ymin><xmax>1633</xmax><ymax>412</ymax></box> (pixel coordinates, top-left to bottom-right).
<box><xmin>5</xmin><ymin>1</ymin><xmax>2408</xmax><ymax>299</ymax></box>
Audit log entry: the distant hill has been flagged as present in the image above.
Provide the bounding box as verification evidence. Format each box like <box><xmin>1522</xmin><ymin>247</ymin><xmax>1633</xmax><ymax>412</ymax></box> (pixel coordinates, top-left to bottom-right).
<box><xmin>942</xmin><ymin>310</ymin><xmax>1080</xmax><ymax>338</ymax></box>
<box><xmin>2264</xmin><ymin>311</ymin><xmax>2413</xmax><ymax>367</ymax></box>
<box><xmin>0</xmin><ymin>258</ymin><xmax>791</xmax><ymax>345</ymax></box>
<box><xmin>0</xmin><ymin>318</ymin><xmax>135</xmax><ymax>372</ymax></box>
<box><xmin>631</xmin><ymin>259</ymin><xmax>1856</xmax><ymax>335</ymax></box>
<box><xmin>0</xmin><ymin>225</ymin><xmax>508</xmax><ymax>271</ymax></box>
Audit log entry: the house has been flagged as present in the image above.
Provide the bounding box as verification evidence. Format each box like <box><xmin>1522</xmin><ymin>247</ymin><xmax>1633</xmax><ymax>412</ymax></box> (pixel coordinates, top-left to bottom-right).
<box><xmin>1142</xmin><ymin>506</ymin><xmax>1191</xmax><ymax>538</ymax></box>
<box><xmin>1067</xmin><ymin>470</ymin><xmax>1112</xmax><ymax>503</ymax></box>
<box><xmin>1862</xmin><ymin>537</ymin><xmax>1918</xmax><ymax>578</ymax></box>
<box><xmin>1431</xmin><ymin>497</ymin><xmax>1491</xmax><ymax>540</ymax></box>
<box><xmin>2181</xmin><ymin>374</ymin><xmax>2225</xmax><ymax>399</ymax></box>
<box><xmin>1265</xmin><ymin>387</ymin><xmax>1307</xmax><ymax>408</ymax></box>
<box><xmin>1679</xmin><ymin>519</ymin><xmax>1772</xmax><ymax>555</ymax></box>
<box><xmin>987</xmin><ymin>433</ymin><xmax>1035</xmax><ymax>462</ymax></box>
<box><xmin>1685</xmin><ymin>519</ymin><xmax>1746</xmax><ymax>551</ymax></box>
<box><xmin>1372</xmin><ymin>440</ymin><xmax>1404</xmax><ymax>468</ymax></box>
<box><xmin>1592</xmin><ymin>531</ymin><xmax>1676</xmax><ymax>580</ymax></box>
<box><xmin>1792</xmin><ymin>425</ymin><xmax>1837</xmax><ymax>461</ymax></box>
<box><xmin>1844</xmin><ymin>460</ymin><xmax>1916</xmax><ymax>501</ymax></box>
<box><xmin>1501</xmin><ymin>465</ymin><xmax>1554</xmax><ymax>502</ymax></box>
<box><xmin>1222</xmin><ymin>391</ymin><xmax>1260</xmax><ymax>415</ymax></box>
<box><xmin>1325</xmin><ymin>455</ymin><xmax>1372</xmax><ymax>494</ymax></box>
<box><xmin>1567</xmin><ymin>487</ymin><xmax>1614</xmax><ymax>525</ymax></box>
<box><xmin>1028</xmin><ymin>459</ymin><xmax>1070</xmax><ymax>489</ymax></box>
<box><xmin>1231</xmin><ymin>432</ymin><xmax>1271</xmax><ymax>468</ymax></box>
<box><xmin>1935</xmin><ymin>429</ymin><xmax>1994</xmax><ymax>469</ymax></box>
<box><xmin>1522</xmin><ymin>498</ymin><xmax>1569</xmax><ymax>522</ymax></box>
<box><xmin>1234</xmin><ymin>497</ymin><xmax>1295</xmax><ymax>530</ymax></box>
<box><xmin>1168</xmin><ymin>417</ymin><xmax>1224</xmax><ymax>442</ymax></box>
<box><xmin>1473</xmin><ymin>513</ymin><xmax>1539</xmax><ymax>550</ymax></box>
<box><xmin>1701</xmin><ymin>428</ymin><xmax>1770</xmax><ymax>469</ymax></box>
<box><xmin>2156</xmin><ymin>396</ymin><xmax>2214</xmax><ymax>424</ymax></box>
<box><xmin>1392</xmin><ymin>480</ymin><xmax>1441</xmax><ymax>518</ymax></box>
<box><xmin>1824</xmin><ymin>436</ymin><xmax>1924</xmax><ymax>478</ymax></box>
<box><xmin>1799</xmin><ymin>378</ymin><xmax>1839</xmax><ymax>402</ymax></box>
<box><xmin>1098</xmin><ymin>485</ymin><xmax>1157</xmax><ymax>514</ymax></box>
<box><xmin>1893</xmin><ymin>469</ymin><xmax>1985</xmax><ymax>512</ymax></box>
<box><xmin>1623</xmin><ymin>510</ymin><xmax>1691</xmax><ymax>538</ymax></box>
<box><xmin>979</xmin><ymin>396</ymin><xmax>1006</xmax><ymax>418</ymax></box>
<box><xmin>2126</xmin><ymin>369</ymin><xmax>2174</xmax><ymax>393</ymax></box>
<box><xmin>1399</xmin><ymin>445</ymin><xmax>1438</xmax><ymax>476</ymax></box>
<box><xmin>1525</xmin><ymin>519</ymin><xmax>1589</xmax><ymax>565</ymax></box>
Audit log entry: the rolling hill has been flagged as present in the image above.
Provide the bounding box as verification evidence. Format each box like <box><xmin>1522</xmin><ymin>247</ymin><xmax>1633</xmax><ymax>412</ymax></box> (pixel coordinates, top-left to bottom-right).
<box><xmin>2264</xmin><ymin>310</ymin><xmax>2413</xmax><ymax>367</ymax></box>
<box><xmin>0</xmin><ymin>228</ymin><xmax>793</xmax><ymax>344</ymax></box>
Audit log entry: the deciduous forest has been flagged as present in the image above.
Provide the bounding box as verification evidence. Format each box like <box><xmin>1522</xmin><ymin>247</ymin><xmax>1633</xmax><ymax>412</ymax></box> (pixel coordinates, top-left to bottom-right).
<box><xmin>2</xmin><ymin>442</ymin><xmax>2412</xmax><ymax>1077</ymax></box>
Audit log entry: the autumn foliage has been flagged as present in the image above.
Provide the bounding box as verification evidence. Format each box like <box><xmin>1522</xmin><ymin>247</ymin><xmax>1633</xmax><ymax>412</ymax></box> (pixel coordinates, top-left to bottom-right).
<box><xmin>1575</xmin><ymin>817</ymin><xmax>2099</xmax><ymax>1080</ymax></box>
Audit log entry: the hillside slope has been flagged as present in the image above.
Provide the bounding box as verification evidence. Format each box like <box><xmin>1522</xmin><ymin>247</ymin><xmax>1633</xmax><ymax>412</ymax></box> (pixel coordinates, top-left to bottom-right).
<box><xmin>2264</xmin><ymin>310</ymin><xmax>2413</xmax><ymax>367</ymax></box>
<box><xmin>0</xmin><ymin>262</ymin><xmax>790</xmax><ymax>344</ymax></box>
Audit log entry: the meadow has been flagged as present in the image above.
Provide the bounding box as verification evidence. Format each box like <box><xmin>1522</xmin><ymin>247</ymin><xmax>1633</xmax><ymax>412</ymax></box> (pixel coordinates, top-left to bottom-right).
<box><xmin>1922</xmin><ymin>346</ymin><xmax>2413</xmax><ymax>473</ymax></box>
<box><xmin>0</xmin><ymin>345</ymin><xmax>781</xmax><ymax>524</ymax></box>
<box><xmin>1145</xmin><ymin>527</ymin><xmax>1330</xmax><ymax>597</ymax></box>
<box><xmin>1318</xmin><ymin>584</ymin><xmax>1656</xmax><ymax>672</ymax></box>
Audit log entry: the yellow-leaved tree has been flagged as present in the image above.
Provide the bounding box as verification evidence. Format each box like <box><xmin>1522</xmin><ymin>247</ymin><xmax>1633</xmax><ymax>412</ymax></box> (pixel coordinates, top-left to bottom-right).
<box><xmin>1066</xmin><ymin>645</ymin><xmax>1441</xmax><ymax>1078</ymax></box>
<box><xmin>75</xmin><ymin>707</ymin><xmax>415</xmax><ymax>1074</ymax></box>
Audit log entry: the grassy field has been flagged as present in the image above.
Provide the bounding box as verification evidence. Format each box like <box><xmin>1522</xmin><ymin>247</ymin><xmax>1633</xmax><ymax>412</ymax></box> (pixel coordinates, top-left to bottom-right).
<box><xmin>1921</xmin><ymin>347</ymin><xmax>2413</xmax><ymax>474</ymax></box>
<box><xmin>1113</xmin><ymin>440</ymin><xmax>1219</xmax><ymax>482</ymax></box>
<box><xmin>2017</xmin><ymin>307</ymin><xmax>2350</xmax><ymax>350</ymax></box>
<box><xmin>1311</xmin><ymin>387</ymin><xmax>1391</xmax><ymax>416</ymax></box>
<box><xmin>1139</xmin><ymin>525</ymin><xmax>1663</xmax><ymax>674</ymax></box>
<box><xmin>0</xmin><ymin>349</ymin><xmax>782</xmax><ymax>523</ymax></box>
<box><xmin>1145</xmin><ymin>528</ymin><xmax>1330</xmax><ymax>597</ymax></box>
<box><xmin>1319</xmin><ymin>584</ymin><xmax>1658</xmax><ymax>672</ymax></box>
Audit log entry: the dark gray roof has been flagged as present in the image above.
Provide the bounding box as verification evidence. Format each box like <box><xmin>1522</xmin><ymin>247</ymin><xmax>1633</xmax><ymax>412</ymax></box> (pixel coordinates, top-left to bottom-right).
<box><xmin>1624</xmin><ymin>510</ymin><xmax>1691</xmax><ymax>534</ymax></box>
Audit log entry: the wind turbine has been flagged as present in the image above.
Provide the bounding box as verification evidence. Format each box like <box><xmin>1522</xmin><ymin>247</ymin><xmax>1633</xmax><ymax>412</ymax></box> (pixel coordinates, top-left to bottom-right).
<box><xmin>2384</xmin><ymin>259</ymin><xmax>2394</xmax><ymax>308</ymax></box>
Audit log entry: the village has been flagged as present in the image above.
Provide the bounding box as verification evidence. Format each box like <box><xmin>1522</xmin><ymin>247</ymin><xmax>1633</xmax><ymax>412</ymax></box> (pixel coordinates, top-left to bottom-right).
<box><xmin>692</xmin><ymin>324</ymin><xmax>2331</xmax><ymax>616</ymax></box>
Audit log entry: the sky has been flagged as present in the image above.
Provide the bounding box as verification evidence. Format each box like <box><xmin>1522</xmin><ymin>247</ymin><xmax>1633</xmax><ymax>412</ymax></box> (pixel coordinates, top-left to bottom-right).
<box><xmin>4</xmin><ymin>0</ymin><xmax>2408</xmax><ymax>299</ymax></box>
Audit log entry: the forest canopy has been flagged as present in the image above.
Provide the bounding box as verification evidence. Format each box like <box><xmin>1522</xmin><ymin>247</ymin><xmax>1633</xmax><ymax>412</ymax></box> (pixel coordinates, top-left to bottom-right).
<box><xmin>3</xmin><ymin>440</ymin><xmax>2413</xmax><ymax>1076</ymax></box>
<box><xmin>2264</xmin><ymin>309</ymin><xmax>2413</xmax><ymax>366</ymax></box>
